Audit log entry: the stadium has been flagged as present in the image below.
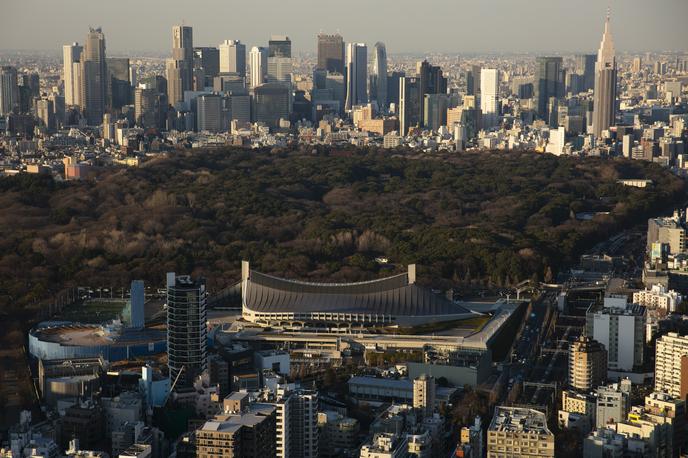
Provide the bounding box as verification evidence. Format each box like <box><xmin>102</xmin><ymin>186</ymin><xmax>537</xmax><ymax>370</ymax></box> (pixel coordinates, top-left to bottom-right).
<box><xmin>29</xmin><ymin>321</ymin><xmax>166</xmax><ymax>361</ymax></box>
<box><xmin>241</xmin><ymin>261</ymin><xmax>476</xmax><ymax>329</ymax></box>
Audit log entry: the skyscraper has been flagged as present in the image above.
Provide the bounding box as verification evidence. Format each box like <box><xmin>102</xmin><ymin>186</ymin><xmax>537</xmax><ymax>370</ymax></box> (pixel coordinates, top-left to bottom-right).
<box><xmin>399</xmin><ymin>76</ymin><xmax>421</xmax><ymax>135</ymax></box>
<box><xmin>106</xmin><ymin>57</ymin><xmax>130</xmax><ymax>109</ymax></box>
<box><xmin>534</xmin><ymin>56</ymin><xmax>563</xmax><ymax>122</ymax></box>
<box><xmin>416</xmin><ymin>60</ymin><xmax>447</xmax><ymax>127</ymax></box>
<box><xmin>219</xmin><ymin>40</ymin><xmax>246</xmax><ymax>77</ymax></box>
<box><xmin>480</xmin><ymin>68</ymin><xmax>499</xmax><ymax>128</ymax></box>
<box><xmin>386</xmin><ymin>71</ymin><xmax>405</xmax><ymax>107</ymax></box>
<box><xmin>632</xmin><ymin>57</ymin><xmax>642</xmax><ymax>73</ymax></box>
<box><xmin>371</xmin><ymin>42</ymin><xmax>388</xmax><ymax>111</ymax></box>
<box><xmin>168</xmin><ymin>25</ymin><xmax>193</xmax><ymax>106</ymax></box>
<box><xmin>267</xmin><ymin>36</ymin><xmax>292</xmax><ymax>87</ymax></box>
<box><xmin>249</xmin><ymin>47</ymin><xmax>268</xmax><ymax>88</ymax></box>
<box><xmin>166</xmin><ymin>272</ymin><xmax>207</xmax><ymax>389</ymax></box>
<box><xmin>197</xmin><ymin>94</ymin><xmax>223</xmax><ymax>132</ymax></box>
<box><xmin>0</xmin><ymin>66</ymin><xmax>19</xmax><ymax>115</ymax></box>
<box><xmin>268</xmin><ymin>35</ymin><xmax>291</xmax><ymax>58</ymax></box>
<box><xmin>63</xmin><ymin>43</ymin><xmax>82</xmax><ymax>106</ymax></box>
<box><xmin>345</xmin><ymin>43</ymin><xmax>367</xmax><ymax>111</ymax></box>
<box><xmin>466</xmin><ymin>65</ymin><xmax>481</xmax><ymax>96</ymax></box>
<box><xmin>575</xmin><ymin>54</ymin><xmax>596</xmax><ymax>92</ymax></box>
<box><xmin>423</xmin><ymin>94</ymin><xmax>447</xmax><ymax>132</ymax></box>
<box><xmin>80</xmin><ymin>28</ymin><xmax>107</xmax><ymax>125</ymax></box>
<box><xmin>134</xmin><ymin>86</ymin><xmax>164</xmax><ymax>129</ymax></box>
<box><xmin>165</xmin><ymin>58</ymin><xmax>185</xmax><ymax>107</ymax></box>
<box><xmin>194</xmin><ymin>47</ymin><xmax>220</xmax><ymax>88</ymax></box>
<box><xmin>317</xmin><ymin>33</ymin><xmax>344</xmax><ymax>74</ymax></box>
<box><xmin>253</xmin><ymin>83</ymin><xmax>290</xmax><ymax>128</ymax></box>
<box><xmin>591</xmin><ymin>14</ymin><xmax>617</xmax><ymax>138</ymax></box>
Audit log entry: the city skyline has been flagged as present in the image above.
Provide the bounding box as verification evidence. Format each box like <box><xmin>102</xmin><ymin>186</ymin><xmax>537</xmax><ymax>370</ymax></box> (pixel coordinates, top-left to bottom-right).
<box><xmin>1</xmin><ymin>0</ymin><xmax>687</xmax><ymax>55</ymax></box>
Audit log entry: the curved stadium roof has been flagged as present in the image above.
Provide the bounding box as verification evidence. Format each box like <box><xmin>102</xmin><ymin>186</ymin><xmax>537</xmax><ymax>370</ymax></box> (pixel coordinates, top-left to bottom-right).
<box><xmin>242</xmin><ymin>263</ymin><xmax>472</xmax><ymax>317</ymax></box>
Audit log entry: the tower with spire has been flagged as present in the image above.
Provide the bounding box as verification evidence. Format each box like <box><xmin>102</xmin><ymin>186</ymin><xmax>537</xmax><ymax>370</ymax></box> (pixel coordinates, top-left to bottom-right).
<box><xmin>591</xmin><ymin>9</ymin><xmax>618</xmax><ymax>138</ymax></box>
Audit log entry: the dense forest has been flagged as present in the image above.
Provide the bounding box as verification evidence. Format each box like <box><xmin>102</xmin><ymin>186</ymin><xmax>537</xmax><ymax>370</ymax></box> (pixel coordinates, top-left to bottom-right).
<box><xmin>1</xmin><ymin>148</ymin><xmax>685</xmax><ymax>317</ymax></box>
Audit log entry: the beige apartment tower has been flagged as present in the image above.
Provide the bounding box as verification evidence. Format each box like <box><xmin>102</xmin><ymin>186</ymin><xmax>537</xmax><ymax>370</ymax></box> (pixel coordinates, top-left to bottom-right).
<box><xmin>655</xmin><ymin>332</ymin><xmax>688</xmax><ymax>402</ymax></box>
<box><xmin>569</xmin><ymin>335</ymin><xmax>607</xmax><ymax>391</ymax></box>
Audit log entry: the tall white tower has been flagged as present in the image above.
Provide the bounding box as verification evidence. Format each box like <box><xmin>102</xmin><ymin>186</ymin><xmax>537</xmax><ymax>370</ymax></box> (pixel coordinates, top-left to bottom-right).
<box><xmin>63</xmin><ymin>43</ymin><xmax>82</xmax><ymax>106</ymax></box>
<box><xmin>249</xmin><ymin>46</ymin><xmax>268</xmax><ymax>88</ymax></box>
<box><xmin>480</xmin><ymin>68</ymin><xmax>499</xmax><ymax>128</ymax></box>
<box><xmin>592</xmin><ymin>11</ymin><xmax>617</xmax><ymax>138</ymax></box>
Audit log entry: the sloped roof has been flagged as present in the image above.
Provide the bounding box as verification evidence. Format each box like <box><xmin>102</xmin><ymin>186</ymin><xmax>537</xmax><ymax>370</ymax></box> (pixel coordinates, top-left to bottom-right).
<box><xmin>242</xmin><ymin>269</ymin><xmax>471</xmax><ymax>317</ymax></box>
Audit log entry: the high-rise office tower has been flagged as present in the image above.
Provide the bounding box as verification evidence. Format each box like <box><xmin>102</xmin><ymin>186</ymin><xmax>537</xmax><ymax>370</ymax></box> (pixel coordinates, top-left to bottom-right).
<box><xmin>168</xmin><ymin>25</ymin><xmax>193</xmax><ymax>106</ymax></box>
<box><xmin>371</xmin><ymin>42</ymin><xmax>388</xmax><ymax>111</ymax></box>
<box><xmin>423</xmin><ymin>94</ymin><xmax>447</xmax><ymax>132</ymax></box>
<box><xmin>568</xmin><ymin>336</ymin><xmax>607</xmax><ymax>391</ymax></box>
<box><xmin>267</xmin><ymin>57</ymin><xmax>292</xmax><ymax>86</ymax></box>
<box><xmin>268</xmin><ymin>35</ymin><xmax>291</xmax><ymax>58</ymax></box>
<box><xmin>345</xmin><ymin>43</ymin><xmax>367</xmax><ymax>111</ymax></box>
<box><xmin>49</xmin><ymin>92</ymin><xmax>65</xmax><ymax>128</ymax></box>
<box><xmin>654</xmin><ymin>332</ymin><xmax>688</xmax><ymax>402</ymax></box>
<box><xmin>591</xmin><ymin>14</ymin><xmax>617</xmax><ymax>138</ymax></box>
<box><xmin>36</xmin><ymin>98</ymin><xmax>55</xmax><ymax>130</ymax></box>
<box><xmin>134</xmin><ymin>86</ymin><xmax>164</xmax><ymax>130</ymax></box>
<box><xmin>166</xmin><ymin>272</ymin><xmax>207</xmax><ymax>389</ymax></box>
<box><xmin>632</xmin><ymin>57</ymin><xmax>642</xmax><ymax>73</ymax></box>
<box><xmin>416</xmin><ymin>60</ymin><xmax>447</xmax><ymax>127</ymax></box>
<box><xmin>106</xmin><ymin>57</ymin><xmax>130</xmax><ymax>109</ymax></box>
<box><xmin>63</xmin><ymin>43</ymin><xmax>82</xmax><ymax>106</ymax></box>
<box><xmin>172</xmin><ymin>25</ymin><xmax>193</xmax><ymax>57</ymax></box>
<box><xmin>80</xmin><ymin>28</ymin><xmax>107</xmax><ymax>125</ymax></box>
<box><xmin>129</xmin><ymin>65</ymin><xmax>138</xmax><ymax>89</ymax></box>
<box><xmin>165</xmin><ymin>58</ymin><xmax>185</xmax><ymax>107</ymax></box>
<box><xmin>399</xmin><ymin>76</ymin><xmax>421</xmax><ymax>134</ymax></box>
<box><xmin>252</xmin><ymin>83</ymin><xmax>290</xmax><ymax>128</ymax></box>
<box><xmin>317</xmin><ymin>33</ymin><xmax>344</xmax><ymax>74</ymax></box>
<box><xmin>386</xmin><ymin>71</ymin><xmax>405</xmax><ymax>107</ymax></box>
<box><xmin>197</xmin><ymin>94</ymin><xmax>223</xmax><ymax>132</ymax></box>
<box><xmin>219</xmin><ymin>40</ymin><xmax>246</xmax><ymax>77</ymax></box>
<box><xmin>480</xmin><ymin>68</ymin><xmax>499</xmax><ymax>128</ymax></box>
<box><xmin>466</xmin><ymin>65</ymin><xmax>481</xmax><ymax>96</ymax></box>
<box><xmin>193</xmin><ymin>47</ymin><xmax>220</xmax><ymax>88</ymax></box>
<box><xmin>267</xmin><ymin>36</ymin><xmax>292</xmax><ymax>87</ymax></box>
<box><xmin>0</xmin><ymin>66</ymin><xmax>19</xmax><ymax>115</ymax></box>
<box><xmin>575</xmin><ymin>54</ymin><xmax>596</xmax><ymax>92</ymax></box>
<box><xmin>534</xmin><ymin>56</ymin><xmax>563</xmax><ymax>122</ymax></box>
<box><xmin>249</xmin><ymin>47</ymin><xmax>268</xmax><ymax>88</ymax></box>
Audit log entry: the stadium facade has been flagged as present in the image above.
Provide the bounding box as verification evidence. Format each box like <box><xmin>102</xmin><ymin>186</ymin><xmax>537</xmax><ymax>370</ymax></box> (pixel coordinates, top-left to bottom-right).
<box><xmin>29</xmin><ymin>321</ymin><xmax>166</xmax><ymax>361</ymax></box>
<box><xmin>241</xmin><ymin>261</ymin><xmax>475</xmax><ymax>329</ymax></box>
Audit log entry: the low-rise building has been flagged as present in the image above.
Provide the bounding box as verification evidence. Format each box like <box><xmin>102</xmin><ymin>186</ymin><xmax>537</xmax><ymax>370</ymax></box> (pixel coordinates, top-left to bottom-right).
<box><xmin>487</xmin><ymin>406</ymin><xmax>554</xmax><ymax>457</ymax></box>
<box><xmin>633</xmin><ymin>284</ymin><xmax>682</xmax><ymax>312</ymax></box>
<box><xmin>596</xmin><ymin>380</ymin><xmax>632</xmax><ymax>429</ymax></box>
<box><xmin>317</xmin><ymin>411</ymin><xmax>360</xmax><ymax>458</ymax></box>
<box><xmin>359</xmin><ymin>433</ymin><xmax>408</xmax><ymax>458</ymax></box>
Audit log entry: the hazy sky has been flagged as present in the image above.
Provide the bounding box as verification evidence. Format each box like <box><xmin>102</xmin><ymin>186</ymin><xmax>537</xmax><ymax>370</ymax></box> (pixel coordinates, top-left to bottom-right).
<box><xmin>1</xmin><ymin>0</ymin><xmax>687</xmax><ymax>55</ymax></box>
